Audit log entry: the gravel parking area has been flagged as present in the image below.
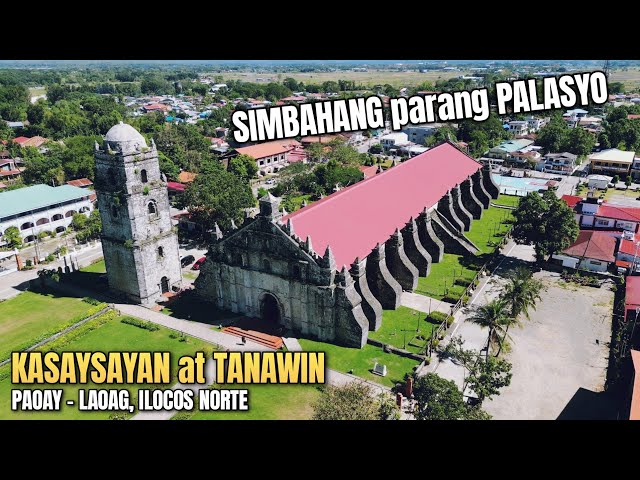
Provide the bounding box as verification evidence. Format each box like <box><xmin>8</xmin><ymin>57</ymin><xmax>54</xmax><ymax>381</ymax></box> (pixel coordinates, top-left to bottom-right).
<box><xmin>484</xmin><ymin>271</ymin><xmax>615</xmax><ymax>420</ymax></box>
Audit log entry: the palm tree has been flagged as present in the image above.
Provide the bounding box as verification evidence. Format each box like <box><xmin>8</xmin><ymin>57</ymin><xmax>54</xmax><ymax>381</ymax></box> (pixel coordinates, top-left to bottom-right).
<box><xmin>500</xmin><ymin>267</ymin><xmax>545</xmax><ymax>324</ymax></box>
<box><xmin>468</xmin><ymin>298</ymin><xmax>513</xmax><ymax>359</ymax></box>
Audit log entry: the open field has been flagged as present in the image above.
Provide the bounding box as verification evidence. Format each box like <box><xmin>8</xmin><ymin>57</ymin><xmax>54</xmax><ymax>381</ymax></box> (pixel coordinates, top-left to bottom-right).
<box><xmin>494</xmin><ymin>194</ymin><xmax>520</xmax><ymax>208</ymax></box>
<box><xmin>298</xmin><ymin>338</ymin><xmax>418</xmax><ymax>387</ymax></box>
<box><xmin>187</xmin><ymin>384</ymin><xmax>320</xmax><ymax>420</ymax></box>
<box><xmin>213</xmin><ymin>70</ymin><xmax>470</xmax><ymax>88</ymax></box>
<box><xmin>0</xmin><ymin>290</ymin><xmax>104</xmax><ymax>362</ymax></box>
<box><xmin>465</xmin><ymin>207</ymin><xmax>513</xmax><ymax>255</ymax></box>
<box><xmin>484</xmin><ymin>271</ymin><xmax>616</xmax><ymax>420</ymax></box>
<box><xmin>609</xmin><ymin>68</ymin><xmax>640</xmax><ymax>90</ymax></box>
<box><xmin>416</xmin><ymin>254</ymin><xmax>479</xmax><ymax>301</ymax></box>
<box><xmin>0</xmin><ymin>310</ymin><xmax>214</xmax><ymax>419</ymax></box>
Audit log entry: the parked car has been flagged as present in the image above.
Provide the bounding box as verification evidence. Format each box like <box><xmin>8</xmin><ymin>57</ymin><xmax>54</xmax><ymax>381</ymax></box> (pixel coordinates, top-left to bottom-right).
<box><xmin>180</xmin><ymin>255</ymin><xmax>195</xmax><ymax>268</ymax></box>
<box><xmin>266</xmin><ymin>178</ymin><xmax>276</xmax><ymax>185</ymax></box>
<box><xmin>192</xmin><ymin>256</ymin><xmax>206</xmax><ymax>270</ymax></box>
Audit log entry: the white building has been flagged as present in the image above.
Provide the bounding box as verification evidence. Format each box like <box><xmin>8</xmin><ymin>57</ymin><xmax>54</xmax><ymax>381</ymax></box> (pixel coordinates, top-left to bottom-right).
<box><xmin>381</xmin><ymin>132</ymin><xmax>409</xmax><ymax>149</ymax></box>
<box><xmin>0</xmin><ymin>184</ymin><xmax>93</xmax><ymax>245</ymax></box>
<box><xmin>587</xmin><ymin>174</ymin><xmax>613</xmax><ymax>189</ymax></box>
<box><xmin>508</xmin><ymin>120</ymin><xmax>529</xmax><ymax>135</ymax></box>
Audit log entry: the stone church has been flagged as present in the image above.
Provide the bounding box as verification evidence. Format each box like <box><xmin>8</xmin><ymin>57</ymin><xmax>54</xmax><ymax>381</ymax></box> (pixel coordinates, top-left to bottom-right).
<box><xmin>195</xmin><ymin>142</ymin><xmax>500</xmax><ymax>347</ymax></box>
<box><xmin>95</xmin><ymin>122</ymin><xmax>182</xmax><ymax>306</ymax></box>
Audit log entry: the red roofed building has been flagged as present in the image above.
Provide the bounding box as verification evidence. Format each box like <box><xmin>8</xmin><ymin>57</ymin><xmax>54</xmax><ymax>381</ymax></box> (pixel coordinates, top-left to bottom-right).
<box><xmin>194</xmin><ymin>142</ymin><xmax>501</xmax><ymax>348</ymax></box>
<box><xmin>630</xmin><ymin>350</ymin><xmax>640</xmax><ymax>420</ymax></box>
<box><xmin>12</xmin><ymin>136</ymin><xmax>49</xmax><ymax>148</ymax></box>
<box><xmin>561</xmin><ymin>194</ymin><xmax>583</xmax><ymax>209</ymax></box>
<box><xmin>625</xmin><ymin>276</ymin><xmax>640</xmax><ymax>322</ymax></box>
<box><xmin>552</xmin><ymin>230</ymin><xmax>617</xmax><ymax>272</ymax></box>
<box><xmin>143</xmin><ymin>103</ymin><xmax>170</xmax><ymax>113</ymax></box>
<box><xmin>234</xmin><ymin>140</ymin><xmax>299</xmax><ymax>174</ymax></box>
<box><xmin>66</xmin><ymin>178</ymin><xmax>93</xmax><ymax>188</ymax></box>
<box><xmin>359</xmin><ymin>164</ymin><xmax>379</xmax><ymax>179</ymax></box>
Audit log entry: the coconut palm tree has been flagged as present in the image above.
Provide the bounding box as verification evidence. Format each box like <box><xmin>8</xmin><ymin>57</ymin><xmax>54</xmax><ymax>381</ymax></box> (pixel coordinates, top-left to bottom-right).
<box><xmin>500</xmin><ymin>267</ymin><xmax>545</xmax><ymax>324</ymax></box>
<box><xmin>468</xmin><ymin>298</ymin><xmax>513</xmax><ymax>359</ymax></box>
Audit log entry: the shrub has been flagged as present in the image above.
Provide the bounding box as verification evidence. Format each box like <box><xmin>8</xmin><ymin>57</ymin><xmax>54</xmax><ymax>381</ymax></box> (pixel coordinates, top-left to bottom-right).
<box><xmin>442</xmin><ymin>293</ymin><xmax>462</xmax><ymax>304</ymax></box>
<box><xmin>454</xmin><ymin>278</ymin><xmax>472</xmax><ymax>288</ymax></box>
<box><xmin>25</xmin><ymin>259</ymin><xmax>32</xmax><ymax>267</ymax></box>
<box><xmin>432</xmin><ymin>339</ymin><xmax>440</xmax><ymax>348</ymax></box>
<box><xmin>446</xmin><ymin>317</ymin><xmax>454</xmax><ymax>327</ymax></box>
<box><xmin>120</xmin><ymin>316</ymin><xmax>160</xmax><ymax>331</ymax></box>
<box><xmin>462</xmin><ymin>295</ymin><xmax>470</xmax><ymax>305</ymax></box>
<box><xmin>427</xmin><ymin>311</ymin><xmax>448</xmax><ymax>324</ymax></box>
<box><xmin>45</xmin><ymin>253</ymin><xmax>55</xmax><ymax>263</ymax></box>
<box><xmin>143</xmin><ymin>186</ymin><xmax>150</xmax><ymax>196</ymax></box>
<box><xmin>82</xmin><ymin>297</ymin><xmax>102</xmax><ymax>306</ymax></box>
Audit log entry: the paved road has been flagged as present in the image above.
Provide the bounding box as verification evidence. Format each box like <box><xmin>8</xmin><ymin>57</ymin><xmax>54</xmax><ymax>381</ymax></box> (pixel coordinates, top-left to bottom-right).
<box><xmin>0</xmin><ymin>242</ymin><xmax>104</xmax><ymax>301</ymax></box>
<box><xmin>401</xmin><ymin>291</ymin><xmax>455</xmax><ymax>315</ymax></box>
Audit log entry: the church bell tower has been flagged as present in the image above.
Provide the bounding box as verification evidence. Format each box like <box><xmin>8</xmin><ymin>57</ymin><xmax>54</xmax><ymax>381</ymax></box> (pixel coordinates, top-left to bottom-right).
<box><xmin>95</xmin><ymin>122</ymin><xmax>182</xmax><ymax>305</ymax></box>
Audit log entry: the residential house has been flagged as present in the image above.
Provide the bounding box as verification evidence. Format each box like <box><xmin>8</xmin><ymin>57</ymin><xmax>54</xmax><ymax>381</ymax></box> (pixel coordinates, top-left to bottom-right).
<box><xmin>0</xmin><ymin>158</ymin><xmax>24</xmax><ymax>183</ymax></box>
<box><xmin>177</xmin><ymin>171</ymin><xmax>198</xmax><ymax>184</ymax></box>
<box><xmin>631</xmin><ymin>157</ymin><xmax>640</xmax><ymax>182</ymax></box>
<box><xmin>573</xmin><ymin>197</ymin><xmax>640</xmax><ymax>232</ymax></box>
<box><xmin>380</xmin><ymin>132</ymin><xmax>409</xmax><ymax>151</ymax></box>
<box><xmin>234</xmin><ymin>140</ymin><xmax>296</xmax><ymax>174</ymax></box>
<box><xmin>0</xmin><ymin>184</ymin><xmax>93</xmax><ymax>246</ymax></box>
<box><xmin>615</xmin><ymin>231</ymin><xmax>640</xmax><ymax>273</ymax></box>
<box><xmin>587</xmin><ymin>174</ymin><xmax>612</xmax><ymax>189</ymax></box>
<box><xmin>5</xmin><ymin>121</ymin><xmax>24</xmax><ymax>129</ymax></box>
<box><xmin>485</xmin><ymin>138</ymin><xmax>534</xmax><ymax>163</ymax></box>
<box><xmin>12</xmin><ymin>136</ymin><xmax>49</xmax><ymax>149</ymax></box>
<box><xmin>401</xmin><ymin>124</ymin><xmax>437</xmax><ymax>145</ymax></box>
<box><xmin>551</xmin><ymin>230</ymin><xmax>616</xmax><ymax>272</ymax></box>
<box><xmin>543</xmin><ymin>152</ymin><xmax>578</xmax><ymax>175</ymax></box>
<box><xmin>358</xmin><ymin>164</ymin><xmax>380</xmax><ymax>179</ymax></box>
<box><xmin>508</xmin><ymin>120</ymin><xmax>529</xmax><ymax>135</ymax></box>
<box><xmin>525</xmin><ymin>116</ymin><xmax>548</xmax><ymax>132</ymax></box>
<box><xmin>589</xmin><ymin>148</ymin><xmax>634</xmax><ymax>177</ymax></box>
<box><xmin>66</xmin><ymin>178</ymin><xmax>93</xmax><ymax>189</ymax></box>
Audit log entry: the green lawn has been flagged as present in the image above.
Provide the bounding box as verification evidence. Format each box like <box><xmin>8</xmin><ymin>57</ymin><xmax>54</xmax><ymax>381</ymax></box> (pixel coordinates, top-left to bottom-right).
<box><xmin>0</xmin><ymin>310</ymin><xmax>215</xmax><ymax>420</ymax></box>
<box><xmin>298</xmin><ymin>338</ymin><xmax>419</xmax><ymax>387</ymax></box>
<box><xmin>0</xmin><ymin>291</ymin><xmax>104</xmax><ymax>362</ymax></box>
<box><xmin>465</xmin><ymin>207</ymin><xmax>514</xmax><ymax>255</ymax></box>
<box><xmin>80</xmin><ymin>259</ymin><xmax>106</xmax><ymax>273</ymax></box>
<box><xmin>494</xmin><ymin>194</ymin><xmax>520</xmax><ymax>208</ymax></box>
<box><xmin>415</xmin><ymin>253</ymin><xmax>479</xmax><ymax>301</ymax></box>
<box><xmin>182</xmin><ymin>271</ymin><xmax>198</xmax><ymax>281</ymax></box>
<box><xmin>368</xmin><ymin>307</ymin><xmax>434</xmax><ymax>355</ymax></box>
<box><xmin>186</xmin><ymin>383</ymin><xmax>320</xmax><ymax>420</ymax></box>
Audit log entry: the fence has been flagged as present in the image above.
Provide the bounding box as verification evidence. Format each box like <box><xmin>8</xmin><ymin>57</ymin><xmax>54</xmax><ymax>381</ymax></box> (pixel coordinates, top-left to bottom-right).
<box><xmin>426</xmin><ymin>225</ymin><xmax>514</xmax><ymax>358</ymax></box>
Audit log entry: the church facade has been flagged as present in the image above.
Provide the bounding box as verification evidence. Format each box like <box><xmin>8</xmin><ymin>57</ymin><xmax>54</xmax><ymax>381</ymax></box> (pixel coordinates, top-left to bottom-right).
<box><xmin>195</xmin><ymin>142</ymin><xmax>500</xmax><ymax>347</ymax></box>
<box><xmin>95</xmin><ymin>122</ymin><xmax>182</xmax><ymax>306</ymax></box>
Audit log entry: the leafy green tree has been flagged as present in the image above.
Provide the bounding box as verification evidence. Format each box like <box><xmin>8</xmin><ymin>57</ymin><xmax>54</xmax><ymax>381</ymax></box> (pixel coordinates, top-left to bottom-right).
<box><xmin>626</xmin><ymin>176</ymin><xmax>633</xmax><ymax>189</ymax></box>
<box><xmin>458</xmin><ymin>113</ymin><xmax>508</xmax><ymax>157</ymax></box>
<box><xmin>413</xmin><ymin>373</ymin><xmax>469</xmax><ymax>420</ymax></box>
<box><xmin>228</xmin><ymin>154</ymin><xmax>258</xmax><ymax>182</ymax></box>
<box><xmin>71</xmin><ymin>212</ymin><xmax>88</xmax><ymax>231</ymax></box>
<box><xmin>22</xmin><ymin>147</ymin><xmax>65</xmax><ymax>185</ymax></box>
<box><xmin>282</xmin><ymin>77</ymin><xmax>300</xmax><ymax>92</ymax></box>
<box><xmin>468</xmin><ymin>298</ymin><xmax>512</xmax><ymax>359</ymax></box>
<box><xmin>257</xmin><ymin>187</ymin><xmax>268</xmax><ymax>199</ymax></box>
<box><xmin>512</xmin><ymin>189</ymin><xmax>579</xmax><ymax>262</ymax></box>
<box><xmin>306</xmin><ymin>142</ymin><xmax>325</xmax><ymax>162</ymax></box>
<box><xmin>425</xmin><ymin>126</ymin><xmax>457</xmax><ymax>147</ymax></box>
<box><xmin>466</xmin><ymin>357</ymin><xmax>512</xmax><ymax>404</ymax></box>
<box><xmin>565</xmin><ymin>127</ymin><xmax>595</xmax><ymax>156</ymax></box>
<box><xmin>182</xmin><ymin>160</ymin><xmax>254</xmax><ymax>231</ymax></box>
<box><xmin>26</xmin><ymin>101</ymin><xmax>46</xmax><ymax>125</ymax></box>
<box><xmin>312</xmin><ymin>381</ymin><xmax>399</xmax><ymax>420</ymax></box>
<box><xmin>158</xmin><ymin>151</ymin><xmax>180</xmax><ymax>180</ymax></box>
<box><xmin>2</xmin><ymin>226</ymin><xmax>22</xmax><ymax>249</ymax></box>
<box><xmin>609</xmin><ymin>82</ymin><xmax>625</xmax><ymax>94</ymax></box>
<box><xmin>536</xmin><ymin>121</ymin><xmax>568</xmax><ymax>154</ymax></box>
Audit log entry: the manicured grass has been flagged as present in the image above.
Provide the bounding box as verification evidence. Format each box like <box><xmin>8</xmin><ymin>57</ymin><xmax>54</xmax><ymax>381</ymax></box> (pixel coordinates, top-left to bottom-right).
<box><xmin>182</xmin><ymin>271</ymin><xmax>198</xmax><ymax>281</ymax></box>
<box><xmin>465</xmin><ymin>206</ymin><xmax>514</xmax><ymax>255</ymax></box>
<box><xmin>80</xmin><ymin>259</ymin><xmax>106</xmax><ymax>273</ymax></box>
<box><xmin>605</xmin><ymin>188</ymin><xmax>640</xmax><ymax>200</ymax></box>
<box><xmin>0</xmin><ymin>291</ymin><xmax>102</xmax><ymax>362</ymax></box>
<box><xmin>187</xmin><ymin>384</ymin><xmax>320</xmax><ymax>420</ymax></box>
<box><xmin>415</xmin><ymin>253</ymin><xmax>479</xmax><ymax>301</ymax></box>
<box><xmin>0</xmin><ymin>311</ymin><xmax>214</xmax><ymax>420</ymax></box>
<box><xmin>368</xmin><ymin>307</ymin><xmax>434</xmax><ymax>355</ymax></box>
<box><xmin>495</xmin><ymin>194</ymin><xmax>520</xmax><ymax>208</ymax></box>
<box><xmin>298</xmin><ymin>338</ymin><xmax>419</xmax><ymax>387</ymax></box>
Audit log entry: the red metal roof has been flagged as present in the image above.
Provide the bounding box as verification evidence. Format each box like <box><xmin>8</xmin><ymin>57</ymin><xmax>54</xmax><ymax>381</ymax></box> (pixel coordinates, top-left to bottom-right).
<box><xmin>631</xmin><ymin>350</ymin><xmax>640</xmax><ymax>420</ymax></box>
<box><xmin>66</xmin><ymin>178</ymin><xmax>93</xmax><ymax>188</ymax></box>
<box><xmin>626</xmin><ymin>276</ymin><xmax>640</xmax><ymax>309</ymax></box>
<box><xmin>281</xmin><ymin>142</ymin><xmax>482</xmax><ymax>268</ymax></box>
<box><xmin>561</xmin><ymin>194</ymin><xmax>583</xmax><ymax>208</ymax></box>
<box><xmin>359</xmin><ymin>164</ymin><xmax>378</xmax><ymax>179</ymax></box>
<box><xmin>561</xmin><ymin>230</ymin><xmax>616</xmax><ymax>263</ymax></box>
<box><xmin>167</xmin><ymin>181</ymin><xmax>185</xmax><ymax>192</ymax></box>
<box><xmin>597</xmin><ymin>204</ymin><xmax>640</xmax><ymax>223</ymax></box>
<box><xmin>235</xmin><ymin>141</ymin><xmax>293</xmax><ymax>160</ymax></box>
<box><xmin>619</xmin><ymin>238</ymin><xmax>637</xmax><ymax>256</ymax></box>
<box><xmin>12</xmin><ymin>136</ymin><xmax>29</xmax><ymax>145</ymax></box>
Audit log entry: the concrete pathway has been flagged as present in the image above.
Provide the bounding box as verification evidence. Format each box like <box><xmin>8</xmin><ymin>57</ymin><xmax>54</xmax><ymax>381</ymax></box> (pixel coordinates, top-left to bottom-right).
<box><xmin>401</xmin><ymin>291</ymin><xmax>453</xmax><ymax>315</ymax></box>
<box><xmin>0</xmin><ymin>243</ymin><xmax>104</xmax><ymax>301</ymax></box>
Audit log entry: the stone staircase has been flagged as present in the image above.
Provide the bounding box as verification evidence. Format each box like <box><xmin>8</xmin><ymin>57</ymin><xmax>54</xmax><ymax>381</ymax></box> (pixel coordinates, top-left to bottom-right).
<box><xmin>222</xmin><ymin>326</ymin><xmax>283</xmax><ymax>349</ymax></box>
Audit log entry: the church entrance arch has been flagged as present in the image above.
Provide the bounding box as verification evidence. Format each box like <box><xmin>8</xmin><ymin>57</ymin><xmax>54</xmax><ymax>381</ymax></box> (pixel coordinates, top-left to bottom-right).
<box><xmin>260</xmin><ymin>292</ymin><xmax>281</xmax><ymax>325</ymax></box>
